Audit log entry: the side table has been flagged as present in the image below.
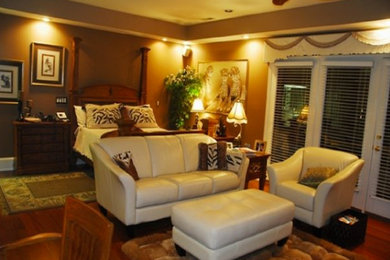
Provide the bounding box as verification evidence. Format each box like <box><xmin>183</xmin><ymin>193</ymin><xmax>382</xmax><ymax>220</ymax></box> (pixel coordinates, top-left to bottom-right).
<box><xmin>243</xmin><ymin>152</ymin><xmax>271</xmax><ymax>190</ymax></box>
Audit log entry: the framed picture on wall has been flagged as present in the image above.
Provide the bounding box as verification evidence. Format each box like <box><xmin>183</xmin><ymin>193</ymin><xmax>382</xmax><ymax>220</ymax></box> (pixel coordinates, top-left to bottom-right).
<box><xmin>30</xmin><ymin>42</ymin><xmax>65</xmax><ymax>87</ymax></box>
<box><xmin>0</xmin><ymin>60</ymin><xmax>23</xmax><ymax>102</ymax></box>
<box><xmin>198</xmin><ymin>60</ymin><xmax>248</xmax><ymax>115</ymax></box>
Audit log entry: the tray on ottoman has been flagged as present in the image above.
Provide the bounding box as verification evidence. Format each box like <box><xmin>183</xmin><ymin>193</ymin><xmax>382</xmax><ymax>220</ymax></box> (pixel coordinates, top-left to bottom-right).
<box><xmin>171</xmin><ymin>189</ymin><xmax>295</xmax><ymax>260</ymax></box>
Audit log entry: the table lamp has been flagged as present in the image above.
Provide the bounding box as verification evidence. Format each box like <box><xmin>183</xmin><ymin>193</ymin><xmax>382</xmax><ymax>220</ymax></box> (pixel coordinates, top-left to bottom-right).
<box><xmin>226</xmin><ymin>100</ymin><xmax>247</xmax><ymax>142</ymax></box>
<box><xmin>191</xmin><ymin>98</ymin><xmax>204</xmax><ymax>129</ymax></box>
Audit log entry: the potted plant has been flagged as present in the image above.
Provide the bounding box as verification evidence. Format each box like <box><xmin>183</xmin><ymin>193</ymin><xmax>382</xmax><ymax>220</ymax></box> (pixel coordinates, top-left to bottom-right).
<box><xmin>164</xmin><ymin>66</ymin><xmax>202</xmax><ymax>129</ymax></box>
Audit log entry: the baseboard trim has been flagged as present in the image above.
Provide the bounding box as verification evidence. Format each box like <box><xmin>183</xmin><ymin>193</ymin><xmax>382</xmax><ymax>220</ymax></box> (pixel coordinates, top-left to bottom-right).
<box><xmin>0</xmin><ymin>157</ymin><xmax>15</xmax><ymax>171</ymax></box>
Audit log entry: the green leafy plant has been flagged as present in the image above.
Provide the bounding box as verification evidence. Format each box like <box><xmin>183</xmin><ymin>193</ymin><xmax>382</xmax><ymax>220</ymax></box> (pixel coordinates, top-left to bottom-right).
<box><xmin>164</xmin><ymin>66</ymin><xmax>202</xmax><ymax>129</ymax></box>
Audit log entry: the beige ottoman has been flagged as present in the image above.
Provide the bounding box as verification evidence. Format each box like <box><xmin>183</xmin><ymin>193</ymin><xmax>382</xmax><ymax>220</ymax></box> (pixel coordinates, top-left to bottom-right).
<box><xmin>171</xmin><ymin>189</ymin><xmax>294</xmax><ymax>260</ymax></box>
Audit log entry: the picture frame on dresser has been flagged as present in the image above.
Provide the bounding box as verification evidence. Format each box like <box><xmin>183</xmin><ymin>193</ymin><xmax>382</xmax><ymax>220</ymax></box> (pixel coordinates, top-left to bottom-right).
<box><xmin>0</xmin><ymin>59</ymin><xmax>23</xmax><ymax>101</ymax></box>
<box><xmin>254</xmin><ymin>139</ymin><xmax>267</xmax><ymax>152</ymax></box>
<box><xmin>30</xmin><ymin>42</ymin><xmax>65</xmax><ymax>87</ymax></box>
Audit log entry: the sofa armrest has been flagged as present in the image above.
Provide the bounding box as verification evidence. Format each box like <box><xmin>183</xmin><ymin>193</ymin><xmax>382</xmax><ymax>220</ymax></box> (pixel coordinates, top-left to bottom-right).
<box><xmin>313</xmin><ymin>159</ymin><xmax>364</xmax><ymax>227</ymax></box>
<box><xmin>90</xmin><ymin>143</ymin><xmax>137</xmax><ymax>225</ymax></box>
<box><xmin>267</xmin><ymin>149</ymin><xmax>304</xmax><ymax>194</ymax></box>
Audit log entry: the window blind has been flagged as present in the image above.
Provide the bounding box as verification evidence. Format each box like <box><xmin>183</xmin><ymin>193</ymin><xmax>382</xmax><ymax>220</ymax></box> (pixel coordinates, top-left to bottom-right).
<box><xmin>320</xmin><ymin>67</ymin><xmax>371</xmax><ymax>157</ymax></box>
<box><xmin>271</xmin><ymin>67</ymin><xmax>312</xmax><ymax>163</ymax></box>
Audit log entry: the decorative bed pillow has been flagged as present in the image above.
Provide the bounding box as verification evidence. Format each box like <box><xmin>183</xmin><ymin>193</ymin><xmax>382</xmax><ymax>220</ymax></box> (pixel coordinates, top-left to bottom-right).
<box><xmin>123</xmin><ymin>105</ymin><xmax>159</xmax><ymax>128</ymax></box>
<box><xmin>199</xmin><ymin>142</ymin><xmax>227</xmax><ymax>170</ymax></box>
<box><xmin>112</xmin><ymin>150</ymin><xmax>139</xmax><ymax>180</ymax></box>
<box><xmin>74</xmin><ymin>105</ymin><xmax>86</xmax><ymax>127</ymax></box>
<box><xmin>226</xmin><ymin>149</ymin><xmax>244</xmax><ymax>173</ymax></box>
<box><xmin>85</xmin><ymin>103</ymin><xmax>122</xmax><ymax>128</ymax></box>
<box><xmin>298</xmin><ymin>167</ymin><xmax>337</xmax><ymax>188</ymax></box>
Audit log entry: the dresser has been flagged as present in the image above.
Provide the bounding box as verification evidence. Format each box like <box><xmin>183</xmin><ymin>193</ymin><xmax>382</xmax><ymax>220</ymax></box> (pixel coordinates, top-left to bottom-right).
<box><xmin>13</xmin><ymin>121</ymin><xmax>71</xmax><ymax>175</ymax></box>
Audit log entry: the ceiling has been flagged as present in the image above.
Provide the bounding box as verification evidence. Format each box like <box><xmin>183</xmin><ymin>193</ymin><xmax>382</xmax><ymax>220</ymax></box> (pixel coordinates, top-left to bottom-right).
<box><xmin>69</xmin><ymin>0</ymin><xmax>340</xmax><ymax>26</ymax></box>
<box><xmin>0</xmin><ymin>0</ymin><xmax>389</xmax><ymax>43</ymax></box>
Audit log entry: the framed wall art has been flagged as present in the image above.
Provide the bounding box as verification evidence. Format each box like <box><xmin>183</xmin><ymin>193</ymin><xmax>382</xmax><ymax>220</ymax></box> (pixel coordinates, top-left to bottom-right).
<box><xmin>30</xmin><ymin>42</ymin><xmax>65</xmax><ymax>87</ymax></box>
<box><xmin>198</xmin><ymin>60</ymin><xmax>248</xmax><ymax>114</ymax></box>
<box><xmin>0</xmin><ymin>60</ymin><xmax>23</xmax><ymax>102</ymax></box>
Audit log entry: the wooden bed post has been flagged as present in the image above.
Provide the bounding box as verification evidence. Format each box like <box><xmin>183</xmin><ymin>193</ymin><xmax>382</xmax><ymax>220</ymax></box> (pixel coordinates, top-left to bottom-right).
<box><xmin>69</xmin><ymin>37</ymin><xmax>82</xmax><ymax>146</ymax></box>
<box><xmin>139</xmin><ymin>47</ymin><xmax>150</xmax><ymax>104</ymax></box>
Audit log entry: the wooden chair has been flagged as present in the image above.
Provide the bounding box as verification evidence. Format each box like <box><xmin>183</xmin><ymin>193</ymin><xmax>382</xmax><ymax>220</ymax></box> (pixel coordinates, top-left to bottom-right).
<box><xmin>0</xmin><ymin>197</ymin><xmax>114</xmax><ymax>260</ymax></box>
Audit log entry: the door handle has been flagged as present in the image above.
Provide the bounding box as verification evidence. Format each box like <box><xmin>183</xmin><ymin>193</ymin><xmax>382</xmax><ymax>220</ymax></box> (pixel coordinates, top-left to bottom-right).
<box><xmin>374</xmin><ymin>146</ymin><xmax>381</xmax><ymax>151</ymax></box>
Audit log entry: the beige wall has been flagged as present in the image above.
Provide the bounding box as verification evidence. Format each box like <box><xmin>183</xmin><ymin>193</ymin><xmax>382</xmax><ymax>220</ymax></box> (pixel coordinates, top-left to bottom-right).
<box><xmin>0</xmin><ymin>13</ymin><xmax>269</xmax><ymax>157</ymax></box>
<box><xmin>191</xmin><ymin>40</ymin><xmax>268</xmax><ymax>147</ymax></box>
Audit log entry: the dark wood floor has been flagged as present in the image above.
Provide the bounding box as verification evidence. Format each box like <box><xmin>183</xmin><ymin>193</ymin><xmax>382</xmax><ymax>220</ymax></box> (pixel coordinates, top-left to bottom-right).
<box><xmin>0</xmin><ymin>173</ymin><xmax>389</xmax><ymax>259</ymax></box>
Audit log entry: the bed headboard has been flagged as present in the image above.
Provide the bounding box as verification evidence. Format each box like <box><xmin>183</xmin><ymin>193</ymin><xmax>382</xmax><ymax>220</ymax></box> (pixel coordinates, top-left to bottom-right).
<box><xmin>68</xmin><ymin>37</ymin><xmax>151</xmax><ymax>145</ymax></box>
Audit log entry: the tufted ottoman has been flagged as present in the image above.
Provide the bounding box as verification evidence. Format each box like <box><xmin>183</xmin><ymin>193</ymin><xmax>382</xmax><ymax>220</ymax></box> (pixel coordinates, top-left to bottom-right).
<box><xmin>171</xmin><ymin>189</ymin><xmax>294</xmax><ymax>260</ymax></box>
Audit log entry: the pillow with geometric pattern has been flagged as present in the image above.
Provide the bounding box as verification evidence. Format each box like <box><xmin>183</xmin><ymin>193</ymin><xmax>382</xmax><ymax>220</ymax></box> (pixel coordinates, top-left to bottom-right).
<box><xmin>85</xmin><ymin>103</ymin><xmax>122</xmax><ymax>129</ymax></box>
<box><xmin>123</xmin><ymin>105</ymin><xmax>159</xmax><ymax>128</ymax></box>
<box><xmin>198</xmin><ymin>142</ymin><xmax>227</xmax><ymax>170</ymax></box>
<box><xmin>112</xmin><ymin>150</ymin><xmax>139</xmax><ymax>180</ymax></box>
<box><xmin>298</xmin><ymin>167</ymin><xmax>337</xmax><ymax>188</ymax></box>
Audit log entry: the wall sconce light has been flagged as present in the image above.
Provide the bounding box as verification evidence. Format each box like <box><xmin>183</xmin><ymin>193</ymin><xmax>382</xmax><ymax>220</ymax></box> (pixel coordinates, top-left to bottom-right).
<box><xmin>182</xmin><ymin>45</ymin><xmax>192</xmax><ymax>57</ymax></box>
<box><xmin>191</xmin><ymin>98</ymin><xmax>204</xmax><ymax>129</ymax></box>
<box><xmin>226</xmin><ymin>100</ymin><xmax>247</xmax><ymax>143</ymax></box>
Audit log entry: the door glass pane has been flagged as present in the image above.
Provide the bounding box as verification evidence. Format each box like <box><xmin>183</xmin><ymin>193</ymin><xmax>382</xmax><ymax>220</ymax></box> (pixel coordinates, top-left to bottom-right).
<box><xmin>377</xmin><ymin>87</ymin><xmax>390</xmax><ymax>200</ymax></box>
<box><xmin>271</xmin><ymin>67</ymin><xmax>312</xmax><ymax>163</ymax></box>
<box><xmin>320</xmin><ymin>67</ymin><xmax>371</xmax><ymax>157</ymax></box>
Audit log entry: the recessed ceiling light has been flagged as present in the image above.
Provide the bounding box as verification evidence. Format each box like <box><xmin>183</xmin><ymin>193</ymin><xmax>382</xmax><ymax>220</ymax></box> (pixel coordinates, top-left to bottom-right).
<box><xmin>224</xmin><ymin>9</ymin><xmax>233</xmax><ymax>13</ymax></box>
<box><xmin>42</xmin><ymin>17</ymin><xmax>50</xmax><ymax>22</ymax></box>
<box><xmin>243</xmin><ymin>34</ymin><xmax>249</xmax><ymax>39</ymax></box>
<box><xmin>162</xmin><ymin>37</ymin><xmax>167</xmax><ymax>42</ymax></box>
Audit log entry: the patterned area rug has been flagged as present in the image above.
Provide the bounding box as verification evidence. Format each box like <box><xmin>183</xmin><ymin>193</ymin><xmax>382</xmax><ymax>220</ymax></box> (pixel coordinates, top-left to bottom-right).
<box><xmin>0</xmin><ymin>172</ymin><xmax>95</xmax><ymax>215</ymax></box>
<box><xmin>121</xmin><ymin>228</ymin><xmax>367</xmax><ymax>260</ymax></box>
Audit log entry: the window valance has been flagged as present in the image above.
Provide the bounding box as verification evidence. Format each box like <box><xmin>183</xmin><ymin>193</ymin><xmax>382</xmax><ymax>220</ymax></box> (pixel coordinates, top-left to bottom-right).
<box><xmin>264</xmin><ymin>29</ymin><xmax>390</xmax><ymax>62</ymax></box>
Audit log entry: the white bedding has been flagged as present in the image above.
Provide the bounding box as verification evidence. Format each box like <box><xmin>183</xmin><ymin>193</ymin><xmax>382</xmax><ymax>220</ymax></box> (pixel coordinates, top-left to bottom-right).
<box><xmin>73</xmin><ymin>126</ymin><xmax>167</xmax><ymax>161</ymax></box>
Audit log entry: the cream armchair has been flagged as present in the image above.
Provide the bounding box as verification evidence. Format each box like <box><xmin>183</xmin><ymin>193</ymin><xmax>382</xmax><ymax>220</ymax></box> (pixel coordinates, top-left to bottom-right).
<box><xmin>267</xmin><ymin>147</ymin><xmax>364</xmax><ymax>228</ymax></box>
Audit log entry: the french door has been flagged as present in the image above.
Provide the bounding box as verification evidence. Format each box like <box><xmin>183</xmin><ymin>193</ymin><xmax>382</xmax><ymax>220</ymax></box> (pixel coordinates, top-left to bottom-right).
<box><xmin>265</xmin><ymin>56</ymin><xmax>390</xmax><ymax>218</ymax></box>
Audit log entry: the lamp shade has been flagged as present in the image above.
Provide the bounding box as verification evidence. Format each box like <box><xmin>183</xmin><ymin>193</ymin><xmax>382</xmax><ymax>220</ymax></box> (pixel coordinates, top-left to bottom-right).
<box><xmin>227</xmin><ymin>100</ymin><xmax>247</xmax><ymax>124</ymax></box>
<box><xmin>191</xmin><ymin>98</ymin><xmax>204</xmax><ymax>112</ymax></box>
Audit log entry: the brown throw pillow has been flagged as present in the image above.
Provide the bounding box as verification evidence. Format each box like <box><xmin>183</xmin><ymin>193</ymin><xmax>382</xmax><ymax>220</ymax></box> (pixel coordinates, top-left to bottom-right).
<box><xmin>198</xmin><ymin>142</ymin><xmax>227</xmax><ymax>170</ymax></box>
<box><xmin>299</xmin><ymin>167</ymin><xmax>337</xmax><ymax>188</ymax></box>
<box><xmin>112</xmin><ymin>151</ymin><xmax>139</xmax><ymax>180</ymax></box>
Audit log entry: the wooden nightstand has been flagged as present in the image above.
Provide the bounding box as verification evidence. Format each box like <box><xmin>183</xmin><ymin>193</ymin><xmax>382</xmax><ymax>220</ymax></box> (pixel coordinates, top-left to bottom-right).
<box><xmin>13</xmin><ymin>121</ymin><xmax>71</xmax><ymax>175</ymax></box>
<box><xmin>243</xmin><ymin>152</ymin><xmax>271</xmax><ymax>190</ymax></box>
<box><xmin>215</xmin><ymin>136</ymin><xmax>235</xmax><ymax>142</ymax></box>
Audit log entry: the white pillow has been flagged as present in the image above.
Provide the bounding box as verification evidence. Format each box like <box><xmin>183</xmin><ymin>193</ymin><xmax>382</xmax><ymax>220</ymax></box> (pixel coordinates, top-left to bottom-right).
<box><xmin>124</xmin><ymin>105</ymin><xmax>159</xmax><ymax>128</ymax></box>
<box><xmin>85</xmin><ymin>103</ymin><xmax>122</xmax><ymax>128</ymax></box>
<box><xmin>74</xmin><ymin>105</ymin><xmax>86</xmax><ymax>127</ymax></box>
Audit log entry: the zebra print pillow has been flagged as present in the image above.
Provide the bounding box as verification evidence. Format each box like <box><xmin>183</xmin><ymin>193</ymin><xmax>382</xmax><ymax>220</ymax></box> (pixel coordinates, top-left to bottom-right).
<box><xmin>124</xmin><ymin>105</ymin><xmax>159</xmax><ymax>128</ymax></box>
<box><xmin>226</xmin><ymin>149</ymin><xmax>244</xmax><ymax>173</ymax></box>
<box><xmin>112</xmin><ymin>150</ymin><xmax>139</xmax><ymax>180</ymax></box>
<box><xmin>85</xmin><ymin>103</ymin><xmax>122</xmax><ymax>128</ymax></box>
<box><xmin>199</xmin><ymin>142</ymin><xmax>227</xmax><ymax>170</ymax></box>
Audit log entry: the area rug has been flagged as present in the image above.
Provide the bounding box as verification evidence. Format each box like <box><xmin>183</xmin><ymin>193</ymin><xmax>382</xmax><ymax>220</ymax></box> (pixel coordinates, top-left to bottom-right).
<box><xmin>121</xmin><ymin>228</ymin><xmax>367</xmax><ymax>260</ymax></box>
<box><xmin>0</xmin><ymin>172</ymin><xmax>96</xmax><ymax>215</ymax></box>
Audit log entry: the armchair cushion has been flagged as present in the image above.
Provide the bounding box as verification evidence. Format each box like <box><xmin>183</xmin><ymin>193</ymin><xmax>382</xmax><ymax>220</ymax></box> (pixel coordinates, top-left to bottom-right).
<box><xmin>298</xmin><ymin>167</ymin><xmax>337</xmax><ymax>188</ymax></box>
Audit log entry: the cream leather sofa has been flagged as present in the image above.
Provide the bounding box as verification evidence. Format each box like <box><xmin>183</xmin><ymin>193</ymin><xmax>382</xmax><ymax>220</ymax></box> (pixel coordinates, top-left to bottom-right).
<box><xmin>268</xmin><ymin>147</ymin><xmax>364</xmax><ymax>228</ymax></box>
<box><xmin>90</xmin><ymin>133</ymin><xmax>249</xmax><ymax>226</ymax></box>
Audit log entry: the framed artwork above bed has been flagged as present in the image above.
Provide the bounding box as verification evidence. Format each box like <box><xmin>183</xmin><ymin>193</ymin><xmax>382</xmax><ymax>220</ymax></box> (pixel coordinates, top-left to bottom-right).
<box><xmin>30</xmin><ymin>42</ymin><xmax>65</xmax><ymax>87</ymax></box>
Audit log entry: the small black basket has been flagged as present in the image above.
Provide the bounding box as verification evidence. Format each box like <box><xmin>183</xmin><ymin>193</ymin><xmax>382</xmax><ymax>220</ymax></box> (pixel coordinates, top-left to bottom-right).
<box><xmin>328</xmin><ymin>209</ymin><xmax>367</xmax><ymax>248</ymax></box>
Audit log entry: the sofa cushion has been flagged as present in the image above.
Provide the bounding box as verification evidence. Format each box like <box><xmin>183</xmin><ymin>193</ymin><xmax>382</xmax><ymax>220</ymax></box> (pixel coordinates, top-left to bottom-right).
<box><xmin>226</xmin><ymin>149</ymin><xmax>244</xmax><ymax>173</ymax></box>
<box><xmin>160</xmin><ymin>173</ymin><xmax>213</xmax><ymax>200</ymax></box>
<box><xmin>136</xmin><ymin>178</ymin><xmax>179</xmax><ymax>208</ymax></box>
<box><xmin>198</xmin><ymin>170</ymin><xmax>240</xmax><ymax>193</ymax></box>
<box><xmin>112</xmin><ymin>150</ymin><xmax>139</xmax><ymax>180</ymax></box>
<box><xmin>145</xmin><ymin>136</ymin><xmax>185</xmax><ymax>177</ymax></box>
<box><xmin>97</xmin><ymin>136</ymin><xmax>153</xmax><ymax>178</ymax></box>
<box><xmin>199</xmin><ymin>142</ymin><xmax>227</xmax><ymax>170</ymax></box>
<box><xmin>176</xmin><ymin>134</ymin><xmax>216</xmax><ymax>172</ymax></box>
<box><xmin>299</xmin><ymin>167</ymin><xmax>337</xmax><ymax>188</ymax></box>
<box><xmin>277</xmin><ymin>180</ymin><xmax>316</xmax><ymax>211</ymax></box>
